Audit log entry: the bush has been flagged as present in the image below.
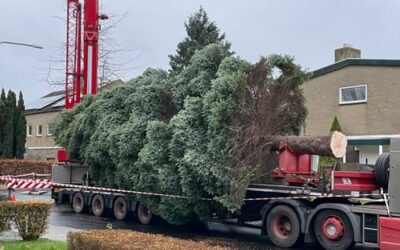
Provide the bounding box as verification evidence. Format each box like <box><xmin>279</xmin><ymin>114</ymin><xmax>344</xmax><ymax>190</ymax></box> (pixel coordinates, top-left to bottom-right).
<box><xmin>0</xmin><ymin>159</ymin><xmax>52</xmax><ymax>176</ymax></box>
<box><xmin>67</xmin><ymin>230</ymin><xmax>268</xmax><ymax>250</ymax></box>
<box><xmin>0</xmin><ymin>202</ymin><xmax>11</xmax><ymax>232</ymax></box>
<box><xmin>7</xmin><ymin>201</ymin><xmax>52</xmax><ymax>240</ymax></box>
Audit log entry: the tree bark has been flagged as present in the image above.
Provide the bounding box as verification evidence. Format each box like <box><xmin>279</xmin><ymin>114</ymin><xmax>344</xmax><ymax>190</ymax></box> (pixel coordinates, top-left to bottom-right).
<box><xmin>267</xmin><ymin>131</ymin><xmax>347</xmax><ymax>158</ymax></box>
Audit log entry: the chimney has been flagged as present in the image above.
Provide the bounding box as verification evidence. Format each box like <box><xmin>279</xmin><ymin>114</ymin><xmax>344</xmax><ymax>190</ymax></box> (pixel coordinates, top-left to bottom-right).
<box><xmin>335</xmin><ymin>44</ymin><xmax>361</xmax><ymax>62</ymax></box>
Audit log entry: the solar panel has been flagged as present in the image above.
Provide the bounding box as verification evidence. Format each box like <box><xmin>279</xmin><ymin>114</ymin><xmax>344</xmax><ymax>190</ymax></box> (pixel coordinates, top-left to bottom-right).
<box><xmin>52</xmin><ymin>98</ymin><xmax>65</xmax><ymax>108</ymax></box>
<box><xmin>25</xmin><ymin>95</ymin><xmax>64</xmax><ymax>110</ymax></box>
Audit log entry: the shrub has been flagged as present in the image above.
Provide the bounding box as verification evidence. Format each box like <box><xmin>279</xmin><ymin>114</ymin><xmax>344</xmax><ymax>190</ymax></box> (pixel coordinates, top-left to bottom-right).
<box><xmin>67</xmin><ymin>230</ymin><xmax>269</xmax><ymax>250</ymax></box>
<box><xmin>7</xmin><ymin>200</ymin><xmax>53</xmax><ymax>240</ymax></box>
<box><xmin>0</xmin><ymin>202</ymin><xmax>11</xmax><ymax>232</ymax></box>
<box><xmin>0</xmin><ymin>159</ymin><xmax>52</xmax><ymax>176</ymax></box>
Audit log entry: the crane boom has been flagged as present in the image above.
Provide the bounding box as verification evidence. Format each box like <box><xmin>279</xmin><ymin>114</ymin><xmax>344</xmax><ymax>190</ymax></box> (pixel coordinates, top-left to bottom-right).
<box><xmin>65</xmin><ymin>0</ymin><xmax>107</xmax><ymax>109</ymax></box>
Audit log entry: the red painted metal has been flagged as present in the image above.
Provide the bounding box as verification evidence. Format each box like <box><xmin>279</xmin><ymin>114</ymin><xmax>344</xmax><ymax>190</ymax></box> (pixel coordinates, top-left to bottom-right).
<box><xmin>65</xmin><ymin>0</ymin><xmax>107</xmax><ymax>109</ymax></box>
<box><xmin>57</xmin><ymin>148</ymin><xmax>68</xmax><ymax>162</ymax></box>
<box><xmin>83</xmin><ymin>0</ymin><xmax>105</xmax><ymax>96</ymax></box>
<box><xmin>278</xmin><ymin>145</ymin><xmax>312</xmax><ymax>174</ymax></box>
<box><xmin>273</xmin><ymin>145</ymin><xmax>318</xmax><ymax>186</ymax></box>
<box><xmin>332</xmin><ymin>171</ymin><xmax>379</xmax><ymax>191</ymax></box>
<box><xmin>380</xmin><ymin>217</ymin><xmax>400</xmax><ymax>250</ymax></box>
<box><xmin>65</xmin><ymin>0</ymin><xmax>82</xmax><ymax>109</ymax></box>
<box><xmin>321</xmin><ymin>215</ymin><xmax>345</xmax><ymax>240</ymax></box>
<box><xmin>272</xmin><ymin>214</ymin><xmax>292</xmax><ymax>239</ymax></box>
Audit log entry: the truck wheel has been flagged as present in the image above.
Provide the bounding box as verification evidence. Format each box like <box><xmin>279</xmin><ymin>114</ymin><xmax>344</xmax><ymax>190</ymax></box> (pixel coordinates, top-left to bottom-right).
<box><xmin>113</xmin><ymin>196</ymin><xmax>128</xmax><ymax>220</ymax></box>
<box><xmin>375</xmin><ymin>153</ymin><xmax>390</xmax><ymax>188</ymax></box>
<box><xmin>72</xmin><ymin>192</ymin><xmax>85</xmax><ymax>214</ymax></box>
<box><xmin>266</xmin><ymin>205</ymin><xmax>302</xmax><ymax>248</ymax></box>
<box><xmin>137</xmin><ymin>203</ymin><xmax>153</xmax><ymax>225</ymax></box>
<box><xmin>91</xmin><ymin>194</ymin><xmax>105</xmax><ymax>217</ymax></box>
<box><xmin>314</xmin><ymin>210</ymin><xmax>355</xmax><ymax>250</ymax></box>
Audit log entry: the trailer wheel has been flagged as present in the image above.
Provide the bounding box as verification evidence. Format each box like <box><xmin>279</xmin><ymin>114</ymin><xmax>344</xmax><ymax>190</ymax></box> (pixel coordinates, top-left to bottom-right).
<box><xmin>72</xmin><ymin>192</ymin><xmax>85</xmax><ymax>214</ymax></box>
<box><xmin>113</xmin><ymin>196</ymin><xmax>128</xmax><ymax>220</ymax></box>
<box><xmin>137</xmin><ymin>203</ymin><xmax>153</xmax><ymax>225</ymax></box>
<box><xmin>314</xmin><ymin>210</ymin><xmax>354</xmax><ymax>250</ymax></box>
<box><xmin>91</xmin><ymin>194</ymin><xmax>105</xmax><ymax>217</ymax></box>
<box><xmin>266</xmin><ymin>205</ymin><xmax>302</xmax><ymax>248</ymax></box>
<box><xmin>375</xmin><ymin>153</ymin><xmax>390</xmax><ymax>188</ymax></box>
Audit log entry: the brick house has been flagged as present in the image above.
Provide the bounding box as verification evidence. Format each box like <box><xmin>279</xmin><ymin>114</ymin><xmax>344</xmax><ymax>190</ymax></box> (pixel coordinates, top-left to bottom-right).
<box><xmin>303</xmin><ymin>45</ymin><xmax>400</xmax><ymax>164</ymax></box>
<box><xmin>24</xmin><ymin>90</ymin><xmax>64</xmax><ymax>160</ymax></box>
<box><xmin>24</xmin><ymin>79</ymin><xmax>124</xmax><ymax>160</ymax></box>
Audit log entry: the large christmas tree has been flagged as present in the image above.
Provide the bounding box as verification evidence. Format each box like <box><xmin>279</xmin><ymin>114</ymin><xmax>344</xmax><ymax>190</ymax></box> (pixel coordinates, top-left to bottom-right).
<box><xmin>52</xmin><ymin>8</ymin><xmax>309</xmax><ymax>225</ymax></box>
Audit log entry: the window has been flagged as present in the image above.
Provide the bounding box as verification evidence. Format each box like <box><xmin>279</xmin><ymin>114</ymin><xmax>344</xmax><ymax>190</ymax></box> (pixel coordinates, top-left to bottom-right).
<box><xmin>37</xmin><ymin>125</ymin><xmax>43</xmax><ymax>136</ymax></box>
<box><xmin>27</xmin><ymin>125</ymin><xmax>32</xmax><ymax>137</ymax></box>
<box><xmin>339</xmin><ymin>85</ymin><xmax>367</xmax><ymax>104</ymax></box>
<box><xmin>47</xmin><ymin>125</ymin><xmax>52</xmax><ymax>136</ymax></box>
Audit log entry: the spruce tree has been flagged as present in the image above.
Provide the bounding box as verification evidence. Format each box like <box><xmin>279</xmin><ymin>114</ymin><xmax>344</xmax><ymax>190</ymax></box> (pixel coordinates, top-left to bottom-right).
<box><xmin>2</xmin><ymin>90</ymin><xmax>16</xmax><ymax>158</ymax></box>
<box><xmin>168</xmin><ymin>7</ymin><xmax>231</xmax><ymax>75</ymax></box>
<box><xmin>14</xmin><ymin>92</ymin><xmax>26</xmax><ymax>158</ymax></box>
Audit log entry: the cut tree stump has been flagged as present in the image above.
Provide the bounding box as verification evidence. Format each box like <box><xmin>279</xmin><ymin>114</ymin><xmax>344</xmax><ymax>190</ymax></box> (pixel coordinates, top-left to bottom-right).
<box><xmin>267</xmin><ymin>131</ymin><xmax>347</xmax><ymax>158</ymax></box>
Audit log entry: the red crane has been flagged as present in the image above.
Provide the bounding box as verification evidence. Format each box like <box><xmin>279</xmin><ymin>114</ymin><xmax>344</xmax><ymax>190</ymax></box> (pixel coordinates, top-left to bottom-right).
<box><xmin>65</xmin><ymin>0</ymin><xmax>107</xmax><ymax>109</ymax></box>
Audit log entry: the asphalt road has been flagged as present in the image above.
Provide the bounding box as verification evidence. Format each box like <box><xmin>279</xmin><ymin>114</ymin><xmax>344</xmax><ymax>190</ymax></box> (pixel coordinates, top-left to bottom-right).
<box><xmin>0</xmin><ymin>190</ymin><xmax>375</xmax><ymax>249</ymax></box>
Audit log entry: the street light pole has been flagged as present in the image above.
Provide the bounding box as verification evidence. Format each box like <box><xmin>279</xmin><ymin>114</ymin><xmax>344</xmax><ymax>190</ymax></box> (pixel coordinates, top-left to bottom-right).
<box><xmin>0</xmin><ymin>41</ymin><xmax>43</xmax><ymax>49</ymax></box>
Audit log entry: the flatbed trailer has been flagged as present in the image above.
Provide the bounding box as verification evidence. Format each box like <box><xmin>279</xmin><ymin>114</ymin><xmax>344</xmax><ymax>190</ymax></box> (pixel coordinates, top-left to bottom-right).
<box><xmin>50</xmin><ymin>138</ymin><xmax>400</xmax><ymax>250</ymax></box>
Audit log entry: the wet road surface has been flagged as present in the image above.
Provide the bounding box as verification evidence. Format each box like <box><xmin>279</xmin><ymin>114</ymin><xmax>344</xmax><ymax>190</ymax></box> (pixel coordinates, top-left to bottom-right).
<box><xmin>0</xmin><ymin>190</ymin><xmax>375</xmax><ymax>249</ymax></box>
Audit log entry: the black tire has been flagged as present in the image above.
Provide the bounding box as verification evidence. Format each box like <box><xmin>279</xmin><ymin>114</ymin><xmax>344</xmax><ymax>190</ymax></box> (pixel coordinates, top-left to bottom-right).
<box><xmin>266</xmin><ymin>205</ymin><xmax>302</xmax><ymax>248</ymax></box>
<box><xmin>72</xmin><ymin>192</ymin><xmax>85</xmax><ymax>214</ymax></box>
<box><xmin>91</xmin><ymin>194</ymin><xmax>105</xmax><ymax>217</ymax></box>
<box><xmin>113</xmin><ymin>196</ymin><xmax>128</xmax><ymax>220</ymax></box>
<box><xmin>137</xmin><ymin>202</ymin><xmax>153</xmax><ymax>225</ymax></box>
<box><xmin>314</xmin><ymin>210</ymin><xmax>355</xmax><ymax>250</ymax></box>
<box><xmin>375</xmin><ymin>153</ymin><xmax>390</xmax><ymax>188</ymax></box>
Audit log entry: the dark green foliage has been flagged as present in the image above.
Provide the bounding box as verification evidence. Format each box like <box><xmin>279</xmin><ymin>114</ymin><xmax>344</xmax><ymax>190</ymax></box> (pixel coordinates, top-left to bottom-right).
<box><xmin>330</xmin><ymin>116</ymin><xmax>342</xmax><ymax>132</ymax></box>
<box><xmin>14</xmin><ymin>92</ymin><xmax>26</xmax><ymax>158</ymax></box>
<box><xmin>171</xmin><ymin>44</ymin><xmax>231</xmax><ymax>110</ymax></box>
<box><xmin>53</xmin><ymin>9</ymin><xmax>309</xmax><ymax>225</ymax></box>
<box><xmin>2</xmin><ymin>90</ymin><xmax>16</xmax><ymax>158</ymax></box>
<box><xmin>0</xmin><ymin>89</ymin><xmax>25</xmax><ymax>159</ymax></box>
<box><xmin>169</xmin><ymin>7</ymin><xmax>231</xmax><ymax>75</ymax></box>
<box><xmin>0</xmin><ymin>91</ymin><xmax>5</xmax><ymax>157</ymax></box>
<box><xmin>320</xmin><ymin>117</ymin><xmax>343</xmax><ymax>166</ymax></box>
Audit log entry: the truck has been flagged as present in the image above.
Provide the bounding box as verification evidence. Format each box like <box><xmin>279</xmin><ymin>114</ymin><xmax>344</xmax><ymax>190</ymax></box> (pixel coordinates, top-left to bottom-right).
<box><xmin>43</xmin><ymin>1</ymin><xmax>400</xmax><ymax>249</ymax></box>
<box><xmin>50</xmin><ymin>137</ymin><xmax>400</xmax><ymax>250</ymax></box>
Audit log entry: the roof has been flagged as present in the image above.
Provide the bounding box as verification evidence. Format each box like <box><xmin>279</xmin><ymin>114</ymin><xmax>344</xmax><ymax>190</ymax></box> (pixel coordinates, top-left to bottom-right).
<box><xmin>312</xmin><ymin>59</ymin><xmax>400</xmax><ymax>78</ymax></box>
<box><xmin>25</xmin><ymin>90</ymin><xmax>64</xmax><ymax>115</ymax></box>
<box><xmin>25</xmin><ymin>79</ymin><xmax>124</xmax><ymax>115</ymax></box>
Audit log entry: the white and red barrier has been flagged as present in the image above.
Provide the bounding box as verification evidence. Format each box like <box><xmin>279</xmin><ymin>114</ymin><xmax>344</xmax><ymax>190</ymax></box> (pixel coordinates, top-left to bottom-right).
<box><xmin>0</xmin><ymin>174</ymin><xmax>388</xmax><ymax>201</ymax></box>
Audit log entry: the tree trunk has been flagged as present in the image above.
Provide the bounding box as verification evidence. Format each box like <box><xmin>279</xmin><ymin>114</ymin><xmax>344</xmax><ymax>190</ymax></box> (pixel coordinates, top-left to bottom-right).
<box><xmin>267</xmin><ymin>131</ymin><xmax>347</xmax><ymax>158</ymax></box>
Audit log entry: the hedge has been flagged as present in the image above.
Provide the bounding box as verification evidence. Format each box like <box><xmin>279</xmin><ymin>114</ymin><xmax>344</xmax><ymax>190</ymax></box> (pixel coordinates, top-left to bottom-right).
<box><xmin>0</xmin><ymin>202</ymin><xmax>11</xmax><ymax>232</ymax></box>
<box><xmin>0</xmin><ymin>159</ymin><xmax>52</xmax><ymax>176</ymax></box>
<box><xmin>0</xmin><ymin>201</ymin><xmax>52</xmax><ymax>241</ymax></box>
<box><xmin>67</xmin><ymin>230</ymin><xmax>269</xmax><ymax>250</ymax></box>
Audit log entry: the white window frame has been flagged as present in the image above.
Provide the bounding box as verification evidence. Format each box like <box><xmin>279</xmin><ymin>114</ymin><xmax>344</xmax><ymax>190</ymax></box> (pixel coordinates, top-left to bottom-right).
<box><xmin>47</xmin><ymin>125</ymin><xmax>52</xmax><ymax>136</ymax></box>
<box><xmin>339</xmin><ymin>84</ymin><xmax>367</xmax><ymax>105</ymax></box>
<box><xmin>36</xmin><ymin>125</ymin><xmax>43</xmax><ymax>136</ymax></box>
<box><xmin>27</xmin><ymin>125</ymin><xmax>33</xmax><ymax>137</ymax></box>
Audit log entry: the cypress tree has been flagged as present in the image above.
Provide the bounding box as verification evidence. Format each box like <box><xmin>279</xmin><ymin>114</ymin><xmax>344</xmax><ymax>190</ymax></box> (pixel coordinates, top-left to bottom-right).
<box><xmin>0</xmin><ymin>89</ymin><xmax>5</xmax><ymax>157</ymax></box>
<box><xmin>168</xmin><ymin>7</ymin><xmax>231</xmax><ymax>75</ymax></box>
<box><xmin>14</xmin><ymin>92</ymin><xmax>26</xmax><ymax>158</ymax></box>
<box><xmin>330</xmin><ymin>116</ymin><xmax>342</xmax><ymax>132</ymax></box>
<box><xmin>2</xmin><ymin>90</ymin><xmax>16</xmax><ymax>158</ymax></box>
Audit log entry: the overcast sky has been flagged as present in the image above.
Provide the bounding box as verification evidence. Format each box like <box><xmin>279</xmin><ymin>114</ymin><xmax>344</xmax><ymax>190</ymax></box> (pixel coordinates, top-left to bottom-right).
<box><xmin>0</xmin><ymin>0</ymin><xmax>399</xmax><ymax>103</ymax></box>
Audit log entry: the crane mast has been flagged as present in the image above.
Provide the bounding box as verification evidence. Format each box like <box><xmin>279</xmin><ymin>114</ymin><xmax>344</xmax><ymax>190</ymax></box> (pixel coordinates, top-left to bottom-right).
<box><xmin>65</xmin><ymin>0</ymin><xmax>107</xmax><ymax>109</ymax></box>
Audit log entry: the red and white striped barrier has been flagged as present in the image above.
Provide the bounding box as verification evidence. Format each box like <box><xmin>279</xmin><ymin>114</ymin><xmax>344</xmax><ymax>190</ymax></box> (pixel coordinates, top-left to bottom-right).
<box><xmin>0</xmin><ymin>174</ymin><xmax>387</xmax><ymax>201</ymax></box>
<box><xmin>0</xmin><ymin>174</ymin><xmax>52</xmax><ymax>189</ymax></box>
<box><xmin>5</xmin><ymin>178</ymin><xmax>53</xmax><ymax>189</ymax></box>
